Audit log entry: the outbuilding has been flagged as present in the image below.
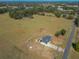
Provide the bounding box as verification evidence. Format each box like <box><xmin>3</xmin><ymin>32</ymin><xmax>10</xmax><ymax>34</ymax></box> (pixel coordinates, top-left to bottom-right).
<box><xmin>40</xmin><ymin>35</ymin><xmax>52</xmax><ymax>44</ymax></box>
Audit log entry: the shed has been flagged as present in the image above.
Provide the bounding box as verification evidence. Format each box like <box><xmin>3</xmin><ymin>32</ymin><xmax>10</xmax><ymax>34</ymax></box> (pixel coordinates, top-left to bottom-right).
<box><xmin>40</xmin><ymin>35</ymin><xmax>52</xmax><ymax>44</ymax></box>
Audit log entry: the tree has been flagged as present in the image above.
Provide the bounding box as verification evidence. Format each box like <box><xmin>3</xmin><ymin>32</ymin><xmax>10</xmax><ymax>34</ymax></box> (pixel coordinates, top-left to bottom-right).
<box><xmin>23</xmin><ymin>8</ymin><xmax>33</xmax><ymax>18</ymax></box>
<box><xmin>9</xmin><ymin>8</ymin><xmax>34</xmax><ymax>19</ymax></box>
<box><xmin>72</xmin><ymin>41</ymin><xmax>79</xmax><ymax>52</ymax></box>
<box><xmin>62</xmin><ymin>14</ymin><xmax>67</xmax><ymax>18</ymax></box>
<box><xmin>45</xmin><ymin>6</ymin><xmax>56</xmax><ymax>13</ymax></box>
<box><xmin>0</xmin><ymin>3</ymin><xmax>6</xmax><ymax>7</ymax></box>
<box><xmin>9</xmin><ymin>9</ymin><xmax>16</xmax><ymax>18</ymax></box>
<box><xmin>55</xmin><ymin>29</ymin><xmax>66</xmax><ymax>37</ymax></box>
<box><xmin>9</xmin><ymin>8</ymin><xmax>24</xmax><ymax>19</ymax></box>
<box><xmin>60</xmin><ymin>29</ymin><xmax>66</xmax><ymax>35</ymax></box>
<box><xmin>76</xmin><ymin>42</ymin><xmax>79</xmax><ymax>52</ymax></box>
<box><xmin>54</xmin><ymin>11</ymin><xmax>62</xmax><ymax>18</ymax></box>
<box><xmin>13</xmin><ymin>12</ymin><xmax>23</xmax><ymax>19</ymax></box>
<box><xmin>0</xmin><ymin>8</ymin><xmax>8</xmax><ymax>14</ymax></box>
<box><xmin>74</xmin><ymin>17</ymin><xmax>79</xmax><ymax>27</ymax></box>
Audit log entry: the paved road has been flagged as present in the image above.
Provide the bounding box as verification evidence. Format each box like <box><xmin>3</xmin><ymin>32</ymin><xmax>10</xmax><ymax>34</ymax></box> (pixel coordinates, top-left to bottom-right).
<box><xmin>62</xmin><ymin>21</ymin><xmax>76</xmax><ymax>59</ymax></box>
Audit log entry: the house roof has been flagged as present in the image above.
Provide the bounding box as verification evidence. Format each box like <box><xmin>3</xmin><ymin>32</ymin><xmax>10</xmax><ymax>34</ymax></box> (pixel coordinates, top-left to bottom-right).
<box><xmin>40</xmin><ymin>35</ymin><xmax>52</xmax><ymax>44</ymax></box>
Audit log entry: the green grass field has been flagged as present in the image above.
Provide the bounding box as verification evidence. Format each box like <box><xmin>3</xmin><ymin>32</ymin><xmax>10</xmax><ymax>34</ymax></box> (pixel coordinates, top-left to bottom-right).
<box><xmin>0</xmin><ymin>13</ymin><xmax>72</xmax><ymax>59</ymax></box>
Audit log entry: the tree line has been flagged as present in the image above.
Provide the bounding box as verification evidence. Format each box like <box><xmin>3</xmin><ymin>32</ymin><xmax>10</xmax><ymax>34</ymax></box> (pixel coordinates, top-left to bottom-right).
<box><xmin>0</xmin><ymin>5</ymin><xmax>78</xmax><ymax>19</ymax></box>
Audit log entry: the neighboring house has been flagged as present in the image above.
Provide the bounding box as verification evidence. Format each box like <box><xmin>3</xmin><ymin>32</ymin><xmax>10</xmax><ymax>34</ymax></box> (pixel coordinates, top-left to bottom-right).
<box><xmin>66</xmin><ymin>5</ymin><xmax>78</xmax><ymax>8</ymax></box>
<box><xmin>57</xmin><ymin>6</ymin><xmax>64</xmax><ymax>11</ymax></box>
<box><xmin>25</xmin><ymin>7</ymin><xmax>33</xmax><ymax>9</ymax></box>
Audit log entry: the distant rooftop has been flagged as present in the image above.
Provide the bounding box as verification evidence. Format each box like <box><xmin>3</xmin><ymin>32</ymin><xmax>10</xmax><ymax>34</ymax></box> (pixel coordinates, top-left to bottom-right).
<box><xmin>0</xmin><ymin>0</ymin><xmax>78</xmax><ymax>3</ymax></box>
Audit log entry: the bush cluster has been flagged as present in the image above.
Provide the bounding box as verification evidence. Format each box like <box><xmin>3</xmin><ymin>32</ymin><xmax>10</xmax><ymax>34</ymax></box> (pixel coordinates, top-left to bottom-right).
<box><xmin>55</xmin><ymin>29</ymin><xmax>66</xmax><ymax>37</ymax></box>
<box><xmin>72</xmin><ymin>42</ymin><xmax>79</xmax><ymax>52</ymax></box>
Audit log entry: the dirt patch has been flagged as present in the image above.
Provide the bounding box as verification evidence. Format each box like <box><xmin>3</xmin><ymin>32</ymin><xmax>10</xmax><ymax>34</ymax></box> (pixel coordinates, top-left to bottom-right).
<box><xmin>19</xmin><ymin>34</ymin><xmax>54</xmax><ymax>59</ymax></box>
<box><xmin>52</xmin><ymin>35</ymin><xmax>64</xmax><ymax>45</ymax></box>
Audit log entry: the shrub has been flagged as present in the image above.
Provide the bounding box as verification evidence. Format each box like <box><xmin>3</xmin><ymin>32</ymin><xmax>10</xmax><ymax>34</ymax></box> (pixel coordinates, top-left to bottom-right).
<box><xmin>75</xmin><ymin>42</ymin><xmax>79</xmax><ymax>52</ymax></box>
<box><xmin>54</xmin><ymin>11</ymin><xmax>62</xmax><ymax>18</ymax></box>
<box><xmin>45</xmin><ymin>6</ymin><xmax>56</xmax><ymax>13</ymax></box>
<box><xmin>9</xmin><ymin>9</ymin><xmax>16</xmax><ymax>18</ymax></box>
<box><xmin>62</xmin><ymin>14</ymin><xmax>67</xmax><ymax>18</ymax></box>
<box><xmin>72</xmin><ymin>42</ymin><xmax>79</xmax><ymax>52</ymax></box>
<box><xmin>0</xmin><ymin>8</ymin><xmax>8</xmax><ymax>14</ymax></box>
<box><xmin>66</xmin><ymin>15</ymin><xmax>74</xmax><ymax>19</ymax></box>
<box><xmin>55</xmin><ymin>29</ymin><xmax>66</xmax><ymax>37</ymax></box>
<box><xmin>13</xmin><ymin>13</ymin><xmax>23</xmax><ymax>19</ymax></box>
<box><xmin>60</xmin><ymin>29</ymin><xmax>66</xmax><ymax>35</ymax></box>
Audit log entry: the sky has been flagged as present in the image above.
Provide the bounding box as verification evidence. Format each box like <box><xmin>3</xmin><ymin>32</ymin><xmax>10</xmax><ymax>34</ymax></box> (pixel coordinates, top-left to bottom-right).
<box><xmin>0</xmin><ymin>0</ymin><xmax>79</xmax><ymax>2</ymax></box>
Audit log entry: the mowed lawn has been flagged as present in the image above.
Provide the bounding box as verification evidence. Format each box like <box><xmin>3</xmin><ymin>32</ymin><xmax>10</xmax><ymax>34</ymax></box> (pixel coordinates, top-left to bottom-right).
<box><xmin>0</xmin><ymin>13</ymin><xmax>72</xmax><ymax>59</ymax></box>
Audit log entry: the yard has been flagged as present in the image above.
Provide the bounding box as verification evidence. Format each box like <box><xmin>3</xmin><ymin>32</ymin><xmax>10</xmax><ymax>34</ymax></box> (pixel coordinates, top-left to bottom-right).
<box><xmin>0</xmin><ymin>13</ymin><xmax>72</xmax><ymax>59</ymax></box>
